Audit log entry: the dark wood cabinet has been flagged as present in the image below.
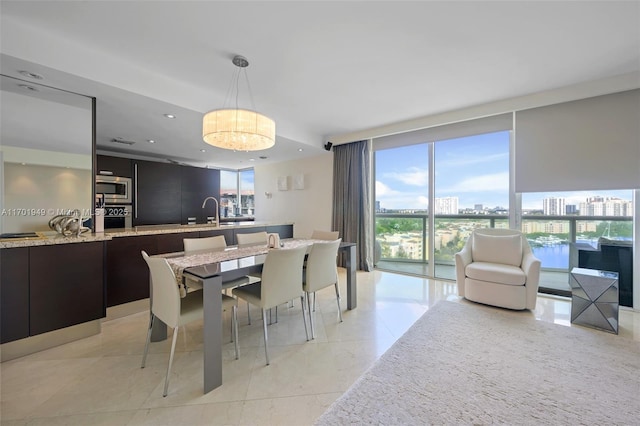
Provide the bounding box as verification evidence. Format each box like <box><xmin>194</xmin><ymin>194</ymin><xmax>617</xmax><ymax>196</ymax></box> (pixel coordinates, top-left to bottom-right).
<box><xmin>106</xmin><ymin>235</ymin><xmax>157</xmax><ymax>307</ymax></box>
<box><xmin>133</xmin><ymin>160</ymin><xmax>182</xmax><ymax>226</ymax></box>
<box><xmin>267</xmin><ymin>225</ymin><xmax>294</xmax><ymax>239</ymax></box>
<box><xmin>181</xmin><ymin>166</ymin><xmax>220</xmax><ymax>224</ymax></box>
<box><xmin>29</xmin><ymin>242</ymin><xmax>105</xmax><ymax>336</ymax></box>
<box><xmin>199</xmin><ymin>229</ymin><xmax>234</xmax><ymax>246</ymax></box>
<box><xmin>157</xmin><ymin>231</ymin><xmax>199</xmax><ymax>253</ymax></box>
<box><xmin>1</xmin><ymin>248</ymin><xmax>30</xmax><ymax>343</ymax></box>
<box><xmin>97</xmin><ymin>155</ymin><xmax>132</xmax><ymax>178</ymax></box>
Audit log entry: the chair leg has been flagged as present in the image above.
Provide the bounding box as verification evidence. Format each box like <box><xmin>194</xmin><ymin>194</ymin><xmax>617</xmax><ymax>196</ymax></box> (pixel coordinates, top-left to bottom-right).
<box><xmin>313</xmin><ymin>291</ymin><xmax>317</xmax><ymax>312</ymax></box>
<box><xmin>306</xmin><ymin>292</ymin><xmax>315</xmax><ymax>339</ymax></box>
<box><xmin>232</xmin><ymin>305</ymin><xmax>239</xmax><ymax>360</ymax></box>
<box><xmin>335</xmin><ymin>283</ymin><xmax>343</xmax><ymax>323</ymax></box>
<box><xmin>163</xmin><ymin>326</ymin><xmax>179</xmax><ymax>397</ymax></box>
<box><xmin>141</xmin><ymin>313</ymin><xmax>155</xmax><ymax>368</ymax></box>
<box><xmin>247</xmin><ymin>302</ymin><xmax>251</xmax><ymax>325</ymax></box>
<box><xmin>301</xmin><ymin>295</ymin><xmax>309</xmax><ymax>341</ymax></box>
<box><xmin>262</xmin><ymin>309</ymin><xmax>270</xmax><ymax>365</ymax></box>
<box><xmin>229</xmin><ymin>308</ymin><xmax>234</xmax><ymax>343</ymax></box>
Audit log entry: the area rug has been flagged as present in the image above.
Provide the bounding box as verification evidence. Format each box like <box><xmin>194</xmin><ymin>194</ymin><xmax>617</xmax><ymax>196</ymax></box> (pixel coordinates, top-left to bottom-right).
<box><xmin>316</xmin><ymin>300</ymin><xmax>639</xmax><ymax>425</ymax></box>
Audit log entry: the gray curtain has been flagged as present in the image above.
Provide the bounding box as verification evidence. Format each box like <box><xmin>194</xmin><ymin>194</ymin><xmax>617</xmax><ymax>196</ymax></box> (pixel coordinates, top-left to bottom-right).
<box><xmin>332</xmin><ymin>140</ymin><xmax>373</xmax><ymax>271</ymax></box>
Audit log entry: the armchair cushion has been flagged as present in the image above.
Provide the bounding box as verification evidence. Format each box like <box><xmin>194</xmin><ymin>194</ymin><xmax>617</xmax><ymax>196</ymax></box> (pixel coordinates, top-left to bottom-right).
<box><xmin>466</xmin><ymin>262</ymin><xmax>526</xmax><ymax>286</ymax></box>
<box><xmin>472</xmin><ymin>233</ymin><xmax>522</xmax><ymax>267</ymax></box>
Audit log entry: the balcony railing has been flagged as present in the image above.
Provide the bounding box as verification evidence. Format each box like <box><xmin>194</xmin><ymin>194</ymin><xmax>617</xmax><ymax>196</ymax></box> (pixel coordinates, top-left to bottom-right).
<box><xmin>375</xmin><ymin>213</ymin><xmax>633</xmax><ymax>280</ymax></box>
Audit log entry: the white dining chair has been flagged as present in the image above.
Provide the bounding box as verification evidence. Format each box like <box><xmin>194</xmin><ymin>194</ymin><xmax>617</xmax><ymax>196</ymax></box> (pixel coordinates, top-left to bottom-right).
<box><xmin>310</xmin><ymin>230</ymin><xmax>339</xmax><ymax>240</ymax></box>
<box><xmin>232</xmin><ymin>246</ymin><xmax>309</xmax><ymax>365</ymax></box>
<box><xmin>140</xmin><ymin>251</ymin><xmax>238</xmax><ymax>396</ymax></box>
<box><xmin>183</xmin><ymin>235</ymin><xmax>227</xmax><ymax>252</ymax></box>
<box><xmin>303</xmin><ymin>239</ymin><xmax>342</xmax><ymax>339</ymax></box>
<box><xmin>236</xmin><ymin>231</ymin><xmax>268</xmax><ymax>245</ymax></box>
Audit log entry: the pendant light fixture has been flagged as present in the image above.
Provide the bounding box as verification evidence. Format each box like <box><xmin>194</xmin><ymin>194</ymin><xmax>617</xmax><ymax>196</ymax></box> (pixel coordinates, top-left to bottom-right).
<box><xmin>202</xmin><ymin>55</ymin><xmax>275</xmax><ymax>151</ymax></box>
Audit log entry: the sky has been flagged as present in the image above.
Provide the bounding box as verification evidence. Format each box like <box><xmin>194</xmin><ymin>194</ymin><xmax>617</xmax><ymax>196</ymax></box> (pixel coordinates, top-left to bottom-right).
<box><xmin>375</xmin><ymin>131</ymin><xmax>632</xmax><ymax>211</ymax></box>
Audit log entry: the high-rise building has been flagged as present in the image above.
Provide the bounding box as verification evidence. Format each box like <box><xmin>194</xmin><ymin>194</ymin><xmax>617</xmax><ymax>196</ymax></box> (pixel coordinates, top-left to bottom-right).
<box><xmin>543</xmin><ymin>197</ymin><xmax>566</xmax><ymax>216</ymax></box>
<box><xmin>578</xmin><ymin>197</ymin><xmax>632</xmax><ymax>216</ymax></box>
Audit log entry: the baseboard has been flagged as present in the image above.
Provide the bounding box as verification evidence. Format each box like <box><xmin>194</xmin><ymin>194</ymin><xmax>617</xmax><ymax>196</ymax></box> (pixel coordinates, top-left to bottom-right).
<box><xmin>104</xmin><ymin>298</ymin><xmax>149</xmax><ymax>322</ymax></box>
<box><xmin>1</xmin><ymin>320</ymin><xmax>101</xmax><ymax>362</ymax></box>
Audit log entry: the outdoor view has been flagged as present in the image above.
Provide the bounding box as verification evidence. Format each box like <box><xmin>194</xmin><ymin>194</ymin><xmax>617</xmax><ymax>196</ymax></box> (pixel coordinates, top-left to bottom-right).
<box><xmin>220</xmin><ymin>169</ymin><xmax>255</xmax><ymax>218</ymax></box>
<box><xmin>374</xmin><ymin>131</ymin><xmax>634</xmax><ymax>283</ymax></box>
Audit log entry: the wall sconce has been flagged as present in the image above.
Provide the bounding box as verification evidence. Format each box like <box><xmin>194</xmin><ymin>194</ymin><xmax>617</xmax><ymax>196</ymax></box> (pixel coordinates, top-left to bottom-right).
<box><xmin>265</xmin><ymin>191</ymin><xmax>273</xmax><ymax>199</ymax></box>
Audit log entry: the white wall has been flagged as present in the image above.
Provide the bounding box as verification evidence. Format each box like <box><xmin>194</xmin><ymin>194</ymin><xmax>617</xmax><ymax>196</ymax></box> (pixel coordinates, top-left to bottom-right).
<box><xmin>254</xmin><ymin>153</ymin><xmax>333</xmax><ymax>238</ymax></box>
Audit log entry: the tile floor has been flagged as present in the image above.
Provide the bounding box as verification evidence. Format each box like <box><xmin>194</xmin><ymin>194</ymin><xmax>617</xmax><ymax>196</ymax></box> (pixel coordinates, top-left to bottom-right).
<box><xmin>1</xmin><ymin>270</ymin><xmax>638</xmax><ymax>426</ymax></box>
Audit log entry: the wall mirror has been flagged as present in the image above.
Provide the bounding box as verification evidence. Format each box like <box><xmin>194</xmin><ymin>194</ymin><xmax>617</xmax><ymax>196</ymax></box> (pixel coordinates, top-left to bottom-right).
<box><xmin>0</xmin><ymin>74</ymin><xmax>93</xmax><ymax>234</ymax></box>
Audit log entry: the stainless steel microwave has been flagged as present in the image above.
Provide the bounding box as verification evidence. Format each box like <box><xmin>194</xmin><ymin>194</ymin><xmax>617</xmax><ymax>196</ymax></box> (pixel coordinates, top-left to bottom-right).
<box><xmin>95</xmin><ymin>175</ymin><xmax>132</xmax><ymax>204</ymax></box>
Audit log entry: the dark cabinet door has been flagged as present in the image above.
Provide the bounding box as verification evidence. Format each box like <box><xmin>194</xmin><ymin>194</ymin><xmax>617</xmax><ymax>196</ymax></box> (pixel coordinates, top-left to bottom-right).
<box><xmin>199</xmin><ymin>229</ymin><xmax>234</xmax><ymax>246</ymax></box>
<box><xmin>29</xmin><ymin>242</ymin><xmax>105</xmax><ymax>336</ymax></box>
<box><xmin>97</xmin><ymin>155</ymin><xmax>132</xmax><ymax>178</ymax></box>
<box><xmin>134</xmin><ymin>160</ymin><xmax>182</xmax><ymax>225</ymax></box>
<box><xmin>267</xmin><ymin>225</ymin><xmax>293</xmax><ymax>239</ymax></box>
<box><xmin>181</xmin><ymin>166</ymin><xmax>220</xmax><ymax>224</ymax></box>
<box><xmin>157</xmin><ymin>231</ymin><xmax>199</xmax><ymax>254</ymax></box>
<box><xmin>1</xmin><ymin>248</ymin><xmax>30</xmax><ymax>343</ymax></box>
<box><xmin>106</xmin><ymin>235</ymin><xmax>157</xmax><ymax>307</ymax></box>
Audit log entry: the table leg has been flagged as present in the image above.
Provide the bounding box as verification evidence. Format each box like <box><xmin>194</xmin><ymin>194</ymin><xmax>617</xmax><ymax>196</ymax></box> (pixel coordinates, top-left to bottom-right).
<box><xmin>345</xmin><ymin>244</ymin><xmax>357</xmax><ymax>310</ymax></box>
<box><xmin>203</xmin><ymin>275</ymin><xmax>223</xmax><ymax>393</ymax></box>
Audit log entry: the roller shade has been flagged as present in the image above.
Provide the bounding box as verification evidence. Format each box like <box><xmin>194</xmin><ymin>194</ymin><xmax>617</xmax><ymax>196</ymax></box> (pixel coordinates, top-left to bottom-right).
<box><xmin>515</xmin><ymin>89</ymin><xmax>640</xmax><ymax>192</ymax></box>
<box><xmin>373</xmin><ymin>113</ymin><xmax>513</xmax><ymax>151</ymax></box>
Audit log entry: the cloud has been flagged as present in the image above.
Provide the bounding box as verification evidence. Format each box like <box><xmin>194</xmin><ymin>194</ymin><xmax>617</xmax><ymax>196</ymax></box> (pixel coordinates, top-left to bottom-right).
<box><xmin>375</xmin><ymin>180</ymin><xmax>397</xmax><ymax>196</ymax></box>
<box><xmin>439</xmin><ymin>172</ymin><xmax>509</xmax><ymax>193</ymax></box>
<box><xmin>376</xmin><ymin>181</ymin><xmax>429</xmax><ymax>210</ymax></box>
<box><xmin>438</xmin><ymin>152</ymin><xmax>508</xmax><ymax>168</ymax></box>
<box><xmin>383</xmin><ymin>167</ymin><xmax>428</xmax><ymax>186</ymax></box>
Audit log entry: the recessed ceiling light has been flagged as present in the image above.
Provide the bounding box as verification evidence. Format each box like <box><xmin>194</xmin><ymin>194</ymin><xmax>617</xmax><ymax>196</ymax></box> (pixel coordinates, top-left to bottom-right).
<box><xmin>164</xmin><ymin>114</ymin><xmax>176</xmax><ymax>119</ymax></box>
<box><xmin>298</xmin><ymin>148</ymin><xmax>304</xmax><ymax>152</ymax></box>
<box><xmin>259</xmin><ymin>156</ymin><xmax>268</xmax><ymax>159</ymax></box>
<box><xmin>18</xmin><ymin>70</ymin><xmax>43</xmax><ymax>80</ymax></box>
<box><xmin>249</xmin><ymin>158</ymin><xmax>255</xmax><ymax>161</ymax></box>
<box><xmin>17</xmin><ymin>84</ymin><xmax>39</xmax><ymax>91</ymax></box>
<box><xmin>147</xmin><ymin>139</ymin><xmax>155</xmax><ymax>144</ymax></box>
<box><xmin>200</xmin><ymin>149</ymin><xmax>206</xmax><ymax>153</ymax></box>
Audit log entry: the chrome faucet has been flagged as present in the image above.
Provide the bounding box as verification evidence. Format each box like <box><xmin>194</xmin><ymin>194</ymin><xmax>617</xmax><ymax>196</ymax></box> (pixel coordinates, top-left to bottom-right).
<box><xmin>201</xmin><ymin>196</ymin><xmax>219</xmax><ymax>226</ymax></box>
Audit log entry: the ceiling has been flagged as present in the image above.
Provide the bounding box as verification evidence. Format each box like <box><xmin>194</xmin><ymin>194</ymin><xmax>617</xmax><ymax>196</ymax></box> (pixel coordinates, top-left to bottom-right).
<box><xmin>1</xmin><ymin>1</ymin><xmax>639</xmax><ymax>169</ymax></box>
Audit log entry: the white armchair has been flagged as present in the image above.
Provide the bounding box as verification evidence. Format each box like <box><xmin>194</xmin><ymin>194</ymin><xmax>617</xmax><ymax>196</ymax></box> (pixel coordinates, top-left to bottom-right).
<box><xmin>455</xmin><ymin>228</ymin><xmax>541</xmax><ymax>310</ymax></box>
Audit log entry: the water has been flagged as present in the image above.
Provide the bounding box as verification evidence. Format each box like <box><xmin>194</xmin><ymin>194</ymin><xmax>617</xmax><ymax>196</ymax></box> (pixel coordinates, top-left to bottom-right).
<box><xmin>531</xmin><ymin>238</ymin><xmax>597</xmax><ymax>269</ymax></box>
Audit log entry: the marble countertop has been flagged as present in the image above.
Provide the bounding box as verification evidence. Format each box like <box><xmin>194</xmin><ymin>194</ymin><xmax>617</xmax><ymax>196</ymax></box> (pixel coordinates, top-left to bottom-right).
<box><xmin>0</xmin><ymin>221</ymin><xmax>292</xmax><ymax>248</ymax></box>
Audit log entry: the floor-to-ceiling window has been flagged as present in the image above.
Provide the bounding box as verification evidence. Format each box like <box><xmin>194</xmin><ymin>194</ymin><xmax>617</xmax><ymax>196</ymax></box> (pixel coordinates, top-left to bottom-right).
<box><xmin>433</xmin><ymin>131</ymin><xmax>510</xmax><ymax>279</ymax></box>
<box><xmin>375</xmin><ymin>143</ymin><xmax>429</xmax><ymax>274</ymax></box>
<box><xmin>374</xmin><ymin>127</ymin><xmax>511</xmax><ymax>279</ymax></box>
<box><xmin>220</xmin><ymin>170</ymin><xmax>238</xmax><ymax>218</ymax></box>
<box><xmin>521</xmin><ymin>190</ymin><xmax>634</xmax><ymax>294</ymax></box>
<box><xmin>220</xmin><ymin>168</ymin><xmax>255</xmax><ymax>218</ymax></box>
<box><xmin>239</xmin><ymin>168</ymin><xmax>255</xmax><ymax>217</ymax></box>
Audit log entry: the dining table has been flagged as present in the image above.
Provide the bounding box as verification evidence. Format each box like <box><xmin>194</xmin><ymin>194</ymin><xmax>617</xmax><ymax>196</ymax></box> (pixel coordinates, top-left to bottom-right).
<box><xmin>150</xmin><ymin>238</ymin><xmax>357</xmax><ymax>394</ymax></box>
